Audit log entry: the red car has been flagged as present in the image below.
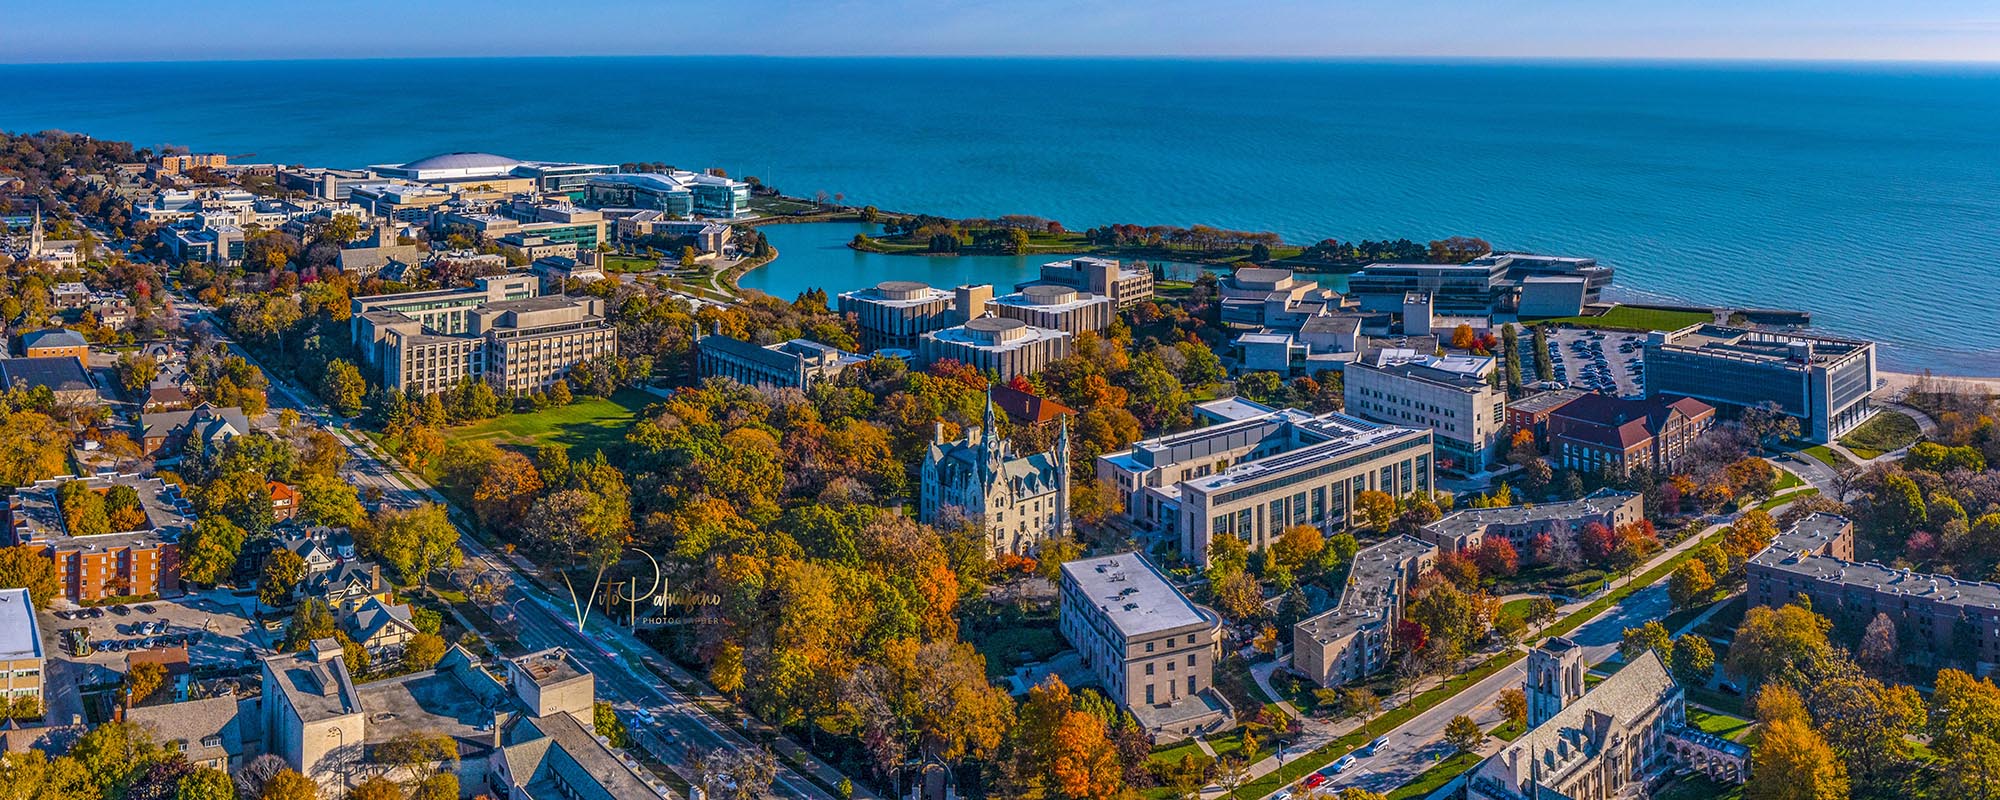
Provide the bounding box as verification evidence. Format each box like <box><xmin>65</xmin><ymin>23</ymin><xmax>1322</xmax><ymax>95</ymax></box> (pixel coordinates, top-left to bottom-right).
<box><xmin>1303</xmin><ymin>774</ymin><xmax>1327</xmax><ymax>789</ymax></box>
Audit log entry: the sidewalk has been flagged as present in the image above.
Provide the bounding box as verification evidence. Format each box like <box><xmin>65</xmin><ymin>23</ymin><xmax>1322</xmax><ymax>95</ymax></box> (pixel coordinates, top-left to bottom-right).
<box><xmin>1226</xmin><ymin>516</ymin><xmax>1732</xmax><ymax>799</ymax></box>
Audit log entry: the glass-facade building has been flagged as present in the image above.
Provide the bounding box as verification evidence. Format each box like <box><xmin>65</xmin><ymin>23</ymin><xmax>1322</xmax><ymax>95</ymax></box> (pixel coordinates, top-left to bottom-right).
<box><xmin>1643</xmin><ymin>325</ymin><xmax>1877</xmax><ymax>443</ymax></box>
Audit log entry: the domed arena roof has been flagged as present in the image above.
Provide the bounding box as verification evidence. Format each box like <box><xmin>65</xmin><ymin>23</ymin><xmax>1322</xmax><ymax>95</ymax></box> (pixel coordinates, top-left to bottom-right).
<box><xmin>398</xmin><ymin>151</ymin><xmax>522</xmax><ymax>171</ymax></box>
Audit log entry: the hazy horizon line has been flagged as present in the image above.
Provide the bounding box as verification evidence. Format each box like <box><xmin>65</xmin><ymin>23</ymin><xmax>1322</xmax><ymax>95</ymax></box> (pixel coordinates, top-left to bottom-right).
<box><xmin>6</xmin><ymin>52</ymin><xmax>2000</xmax><ymax>69</ymax></box>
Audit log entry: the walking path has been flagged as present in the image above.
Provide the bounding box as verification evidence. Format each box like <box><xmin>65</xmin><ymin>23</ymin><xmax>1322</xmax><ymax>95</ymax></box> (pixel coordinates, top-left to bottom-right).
<box><xmin>1218</xmin><ymin>514</ymin><xmax>1735</xmax><ymax>799</ymax></box>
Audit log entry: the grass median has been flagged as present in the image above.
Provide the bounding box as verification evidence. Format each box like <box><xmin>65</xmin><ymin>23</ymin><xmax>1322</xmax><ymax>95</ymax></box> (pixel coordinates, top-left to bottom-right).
<box><xmin>1227</xmin><ymin>651</ymin><xmax>1525</xmax><ymax>799</ymax></box>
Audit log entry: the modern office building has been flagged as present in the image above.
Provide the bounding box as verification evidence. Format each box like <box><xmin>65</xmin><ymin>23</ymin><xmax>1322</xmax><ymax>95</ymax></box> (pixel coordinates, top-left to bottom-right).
<box><xmin>1022</xmin><ymin>256</ymin><xmax>1156</xmax><ymax>307</ymax></box>
<box><xmin>1643</xmin><ymin>325</ymin><xmax>1878</xmax><ymax>443</ymax></box>
<box><xmin>1348</xmin><ymin>252</ymin><xmax>1612</xmax><ymax>315</ymax></box>
<box><xmin>0</xmin><ymin>589</ymin><xmax>42</xmax><ymax>712</ymax></box>
<box><xmin>1058</xmin><ymin>553</ymin><xmax>1231</xmax><ymax>741</ymax></box>
<box><xmin>275</xmin><ymin>166</ymin><xmax>374</xmax><ymax>200</ymax></box>
<box><xmin>5</xmin><ymin>473</ymin><xmax>190</xmax><ymax>602</ymax></box>
<box><xmin>917</xmin><ymin>316</ymin><xmax>1071</xmax><ymax>381</ymax></box>
<box><xmin>1418</xmin><ymin>488</ymin><xmax>1643</xmax><ymax>558</ymax></box>
<box><xmin>839</xmin><ymin>280</ymin><xmax>958</xmax><ymax>351</ymax></box>
<box><xmin>920</xmin><ymin>396</ymin><xmax>1071</xmax><ymax>556</ymax></box>
<box><xmin>435</xmin><ymin>207</ymin><xmax>607</xmax><ymax>249</ymax></box>
<box><xmin>582</xmin><ymin>171</ymin><xmax>751</xmax><ymax>219</ymax></box>
<box><xmin>1098</xmin><ymin>407</ymin><xmax>1434</xmax><ymax>565</ymax></box>
<box><xmin>1467</xmin><ymin>642</ymin><xmax>1747</xmax><ymax>800</ymax></box>
<box><xmin>1345</xmin><ymin>352</ymin><xmax>1506</xmax><ymax>472</ymax></box>
<box><xmin>616</xmin><ymin>212</ymin><xmax>732</xmax><ymax>253</ymax></box>
<box><xmin>1748</xmin><ymin>514</ymin><xmax>2000</xmax><ymax>674</ymax></box>
<box><xmin>1547</xmin><ymin>394</ymin><xmax>1717</xmax><ymax>478</ymax></box>
<box><xmin>346</xmin><ymin>182</ymin><xmax>456</xmax><ymax>223</ymax></box>
<box><xmin>694</xmin><ymin>328</ymin><xmax>866</xmax><ymax>390</ymax></box>
<box><xmin>987</xmin><ymin>285</ymin><xmax>1116</xmax><ymax>336</ymax></box>
<box><xmin>352</xmin><ymin>275</ymin><xmax>539</xmax><ymax>359</ymax></box>
<box><xmin>1292</xmin><ymin>535</ymin><xmax>1437</xmax><ymax>688</ymax></box>
<box><xmin>354</xmin><ymin>278</ymin><xmax>612</xmax><ymax>396</ymax></box>
<box><xmin>470</xmin><ymin>296</ymin><xmax>619</xmax><ymax>396</ymax></box>
<box><xmin>1216</xmin><ymin>267</ymin><xmax>1339</xmax><ymax>328</ymax></box>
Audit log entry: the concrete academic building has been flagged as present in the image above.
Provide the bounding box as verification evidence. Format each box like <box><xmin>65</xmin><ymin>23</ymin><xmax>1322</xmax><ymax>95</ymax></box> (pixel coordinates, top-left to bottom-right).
<box><xmin>1097</xmin><ymin>402</ymin><xmax>1434</xmax><ymax>566</ymax></box>
<box><xmin>1058</xmin><ymin>553</ymin><xmax>1231</xmax><ymax>741</ymax></box>
<box><xmin>1643</xmin><ymin>325</ymin><xmax>1878</xmax><ymax>444</ymax></box>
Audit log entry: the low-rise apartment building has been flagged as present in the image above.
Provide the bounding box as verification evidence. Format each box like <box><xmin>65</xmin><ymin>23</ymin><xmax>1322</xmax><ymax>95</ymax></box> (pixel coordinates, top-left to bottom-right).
<box><xmin>1058</xmin><ymin>553</ymin><xmax>1230</xmax><ymax>741</ymax></box>
<box><xmin>1748</xmin><ymin>513</ymin><xmax>2000</xmax><ymax>673</ymax></box>
<box><xmin>1292</xmin><ymin>535</ymin><xmax>1436</xmax><ymax>687</ymax></box>
<box><xmin>1547</xmin><ymin>394</ymin><xmax>1717</xmax><ymax>477</ymax></box>
<box><xmin>4</xmin><ymin>473</ymin><xmax>190</xmax><ymax>602</ymax></box>
<box><xmin>1643</xmin><ymin>325</ymin><xmax>1877</xmax><ymax>443</ymax></box>
<box><xmin>1345</xmin><ymin>352</ymin><xmax>1506</xmax><ymax>472</ymax></box>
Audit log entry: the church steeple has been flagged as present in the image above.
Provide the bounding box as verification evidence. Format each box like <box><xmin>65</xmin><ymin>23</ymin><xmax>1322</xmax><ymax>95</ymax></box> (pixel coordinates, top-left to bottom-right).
<box><xmin>979</xmin><ymin>385</ymin><xmax>1002</xmax><ymax>483</ymax></box>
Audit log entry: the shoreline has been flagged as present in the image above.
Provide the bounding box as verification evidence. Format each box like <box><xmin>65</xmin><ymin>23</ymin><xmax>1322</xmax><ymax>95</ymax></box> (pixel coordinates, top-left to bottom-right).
<box><xmin>728</xmin><ymin>220</ymin><xmax>2000</xmax><ymax>382</ymax></box>
<box><xmin>1880</xmin><ymin>371</ymin><xmax>2000</xmax><ymax>394</ymax></box>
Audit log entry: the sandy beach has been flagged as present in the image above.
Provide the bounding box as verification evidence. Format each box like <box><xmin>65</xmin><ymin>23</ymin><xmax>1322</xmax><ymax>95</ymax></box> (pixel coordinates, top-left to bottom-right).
<box><xmin>1881</xmin><ymin>370</ymin><xmax>2000</xmax><ymax>397</ymax></box>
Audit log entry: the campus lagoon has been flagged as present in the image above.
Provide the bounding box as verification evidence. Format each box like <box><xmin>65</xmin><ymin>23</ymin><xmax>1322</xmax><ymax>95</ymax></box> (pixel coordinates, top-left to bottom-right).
<box><xmin>736</xmin><ymin>222</ymin><xmax>1348</xmax><ymax>302</ymax></box>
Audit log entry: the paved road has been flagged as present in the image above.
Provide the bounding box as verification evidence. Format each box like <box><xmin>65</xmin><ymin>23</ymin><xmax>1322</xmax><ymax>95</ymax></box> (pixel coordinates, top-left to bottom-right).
<box><xmin>1319</xmin><ymin>582</ymin><xmax>1670</xmax><ymax>797</ymax></box>
<box><xmin>171</xmin><ymin>296</ymin><xmax>841</xmax><ymax>800</ymax></box>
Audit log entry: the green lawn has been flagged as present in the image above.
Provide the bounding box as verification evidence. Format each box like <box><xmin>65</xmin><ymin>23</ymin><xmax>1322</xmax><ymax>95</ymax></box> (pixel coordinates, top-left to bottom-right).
<box><xmin>1755</xmin><ymin>487</ymin><xmax>1818</xmax><ymax>513</ymax></box>
<box><xmin>973</xmin><ymin>624</ymin><xmax>1066</xmax><ymax>679</ymax></box>
<box><xmin>1798</xmin><ymin>445</ymin><xmax>1853</xmax><ymax>470</ymax></box>
<box><xmin>1657</xmin><ymin>774</ymin><xmax>1743</xmax><ymax>800</ymax></box>
<box><xmin>1227</xmin><ymin>651</ymin><xmax>1525</xmax><ymax>799</ymax></box>
<box><xmin>442</xmin><ymin>388</ymin><xmax>654</xmax><ymax>458</ymax></box>
<box><xmin>1688</xmin><ymin>707</ymin><xmax>1755</xmax><ymax>741</ymax></box>
<box><xmin>1386</xmin><ymin>752</ymin><xmax>1481</xmax><ymax>800</ymax></box>
<box><xmin>1841</xmin><ymin>410</ymin><xmax>1920</xmax><ymax>458</ymax></box>
<box><xmin>1528</xmin><ymin>305</ymin><xmax>1713</xmax><ymax>332</ymax></box>
<box><xmin>1773</xmin><ymin>469</ymin><xmax>1805</xmax><ymax>492</ymax></box>
<box><xmin>1489</xmin><ymin>718</ymin><xmax>1526</xmax><ymax>742</ymax></box>
<box><xmin>600</xmin><ymin>254</ymin><xmax>660</xmax><ymax>273</ymax></box>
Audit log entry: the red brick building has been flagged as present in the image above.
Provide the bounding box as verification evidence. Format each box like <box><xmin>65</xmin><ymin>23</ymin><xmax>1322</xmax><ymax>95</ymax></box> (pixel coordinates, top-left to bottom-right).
<box><xmin>5</xmin><ymin>474</ymin><xmax>190</xmax><ymax>602</ymax></box>
<box><xmin>1547</xmin><ymin>394</ymin><xmax>1716</xmax><ymax>478</ymax></box>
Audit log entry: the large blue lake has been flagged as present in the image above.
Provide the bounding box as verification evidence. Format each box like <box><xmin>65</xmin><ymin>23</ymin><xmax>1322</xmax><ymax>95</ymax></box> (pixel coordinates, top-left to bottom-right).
<box><xmin>3</xmin><ymin>57</ymin><xmax>1996</xmax><ymax>372</ymax></box>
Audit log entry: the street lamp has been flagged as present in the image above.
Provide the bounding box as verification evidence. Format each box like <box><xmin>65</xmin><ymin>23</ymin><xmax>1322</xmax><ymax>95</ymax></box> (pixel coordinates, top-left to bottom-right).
<box><xmin>325</xmin><ymin>726</ymin><xmax>347</xmax><ymax>800</ymax></box>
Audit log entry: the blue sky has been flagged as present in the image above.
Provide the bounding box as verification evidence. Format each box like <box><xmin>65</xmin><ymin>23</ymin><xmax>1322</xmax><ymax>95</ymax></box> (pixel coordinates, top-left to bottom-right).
<box><xmin>4</xmin><ymin>0</ymin><xmax>1999</xmax><ymax>63</ymax></box>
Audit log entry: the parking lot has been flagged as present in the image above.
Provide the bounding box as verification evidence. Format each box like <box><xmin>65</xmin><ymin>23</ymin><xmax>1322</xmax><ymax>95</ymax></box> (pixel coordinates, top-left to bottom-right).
<box><xmin>46</xmin><ymin>588</ymin><xmax>278</xmax><ymax>671</ymax></box>
<box><xmin>1540</xmin><ymin>328</ymin><xmax>1648</xmax><ymax>398</ymax></box>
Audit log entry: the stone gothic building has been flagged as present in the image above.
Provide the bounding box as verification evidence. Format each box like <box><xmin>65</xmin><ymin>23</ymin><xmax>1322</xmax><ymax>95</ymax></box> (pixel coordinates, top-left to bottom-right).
<box><xmin>920</xmin><ymin>392</ymin><xmax>1071</xmax><ymax>556</ymax></box>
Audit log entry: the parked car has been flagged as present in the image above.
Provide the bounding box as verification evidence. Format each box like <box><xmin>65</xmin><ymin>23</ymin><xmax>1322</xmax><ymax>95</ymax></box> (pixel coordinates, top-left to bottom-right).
<box><xmin>1332</xmin><ymin>754</ymin><xmax>1358</xmax><ymax>773</ymax></box>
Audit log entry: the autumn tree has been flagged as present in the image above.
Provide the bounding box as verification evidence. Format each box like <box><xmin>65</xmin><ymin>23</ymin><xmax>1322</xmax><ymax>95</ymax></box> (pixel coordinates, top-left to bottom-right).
<box><xmin>373</xmin><ymin>504</ymin><xmax>463</xmax><ymax>589</ymax></box>
<box><xmin>1271</xmin><ymin>525</ymin><xmax>1326</xmax><ymax>574</ymax></box>
<box><xmin>1444</xmin><ymin>714</ymin><xmax>1485</xmax><ymax>757</ymax></box>
<box><xmin>1006</xmin><ymin>677</ymin><xmax>1124</xmax><ymax>800</ymax></box>
<box><xmin>0</xmin><ymin>545</ymin><xmax>63</xmax><ymax>608</ymax></box>
<box><xmin>1355</xmin><ymin>490</ymin><xmax>1398</xmax><ymax>532</ymax></box>
<box><xmin>1748</xmin><ymin>715</ymin><xmax>1848</xmax><ymax>800</ymax></box>
<box><xmin>1727</xmin><ymin>603</ymin><xmax>1832</xmax><ymax>687</ymax></box>
<box><xmin>319</xmin><ymin>359</ymin><xmax>367</xmax><ymax>417</ymax></box>
<box><xmin>259</xmin><ymin>549</ymin><xmax>306</xmax><ymax>608</ymax></box>
<box><xmin>522</xmin><ymin>483</ymin><xmax>631</xmax><ymax>627</ymax></box>
<box><xmin>348</xmin><ymin>776</ymin><xmax>405</xmax><ymax>800</ymax></box>
<box><xmin>258</xmin><ymin>769</ymin><xmax>320</xmax><ymax>800</ymax></box>
<box><xmin>1671</xmin><ymin>635</ymin><xmax>1715</xmax><ymax>687</ymax></box>
<box><xmin>296</xmin><ymin>473</ymin><xmax>364</xmax><ymax>529</ymax></box>
<box><xmin>125</xmin><ymin>661</ymin><xmax>166</xmax><ymax>708</ymax></box>
<box><xmin>1857</xmin><ymin>613</ymin><xmax>1899</xmax><ymax>679</ymax></box>
<box><xmin>403</xmin><ymin>633</ymin><xmax>447</xmax><ymax>672</ymax></box>
<box><xmin>1496</xmin><ymin>688</ymin><xmax>1527</xmax><ymax>727</ymax></box>
<box><xmin>1619</xmin><ymin>621</ymin><xmax>1672</xmax><ymax>672</ymax></box>
<box><xmin>471</xmin><ymin>450</ymin><xmax>543</xmax><ymax>529</ymax></box>
<box><xmin>1667</xmin><ymin>558</ymin><xmax>1716</xmax><ymax>609</ymax></box>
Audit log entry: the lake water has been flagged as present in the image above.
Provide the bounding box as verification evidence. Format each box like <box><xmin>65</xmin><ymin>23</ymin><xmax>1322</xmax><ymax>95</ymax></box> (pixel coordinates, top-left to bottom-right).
<box><xmin>3</xmin><ymin>57</ymin><xmax>1996</xmax><ymax>372</ymax></box>
<box><xmin>736</xmin><ymin>222</ymin><xmax>1349</xmax><ymax>300</ymax></box>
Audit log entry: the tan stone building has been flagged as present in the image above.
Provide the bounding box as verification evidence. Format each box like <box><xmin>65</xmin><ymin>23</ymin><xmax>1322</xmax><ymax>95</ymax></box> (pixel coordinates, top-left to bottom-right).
<box><xmin>1058</xmin><ymin>553</ymin><xmax>1231</xmax><ymax>741</ymax></box>
<box><xmin>1291</xmin><ymin>536</ymin><xmax>1436</xmax><ymax>688</ymax></box>
<box><xmin>917</xmin><ymin>316</ymin><xmax>1071</xmax><ymax>382</ymax></box>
